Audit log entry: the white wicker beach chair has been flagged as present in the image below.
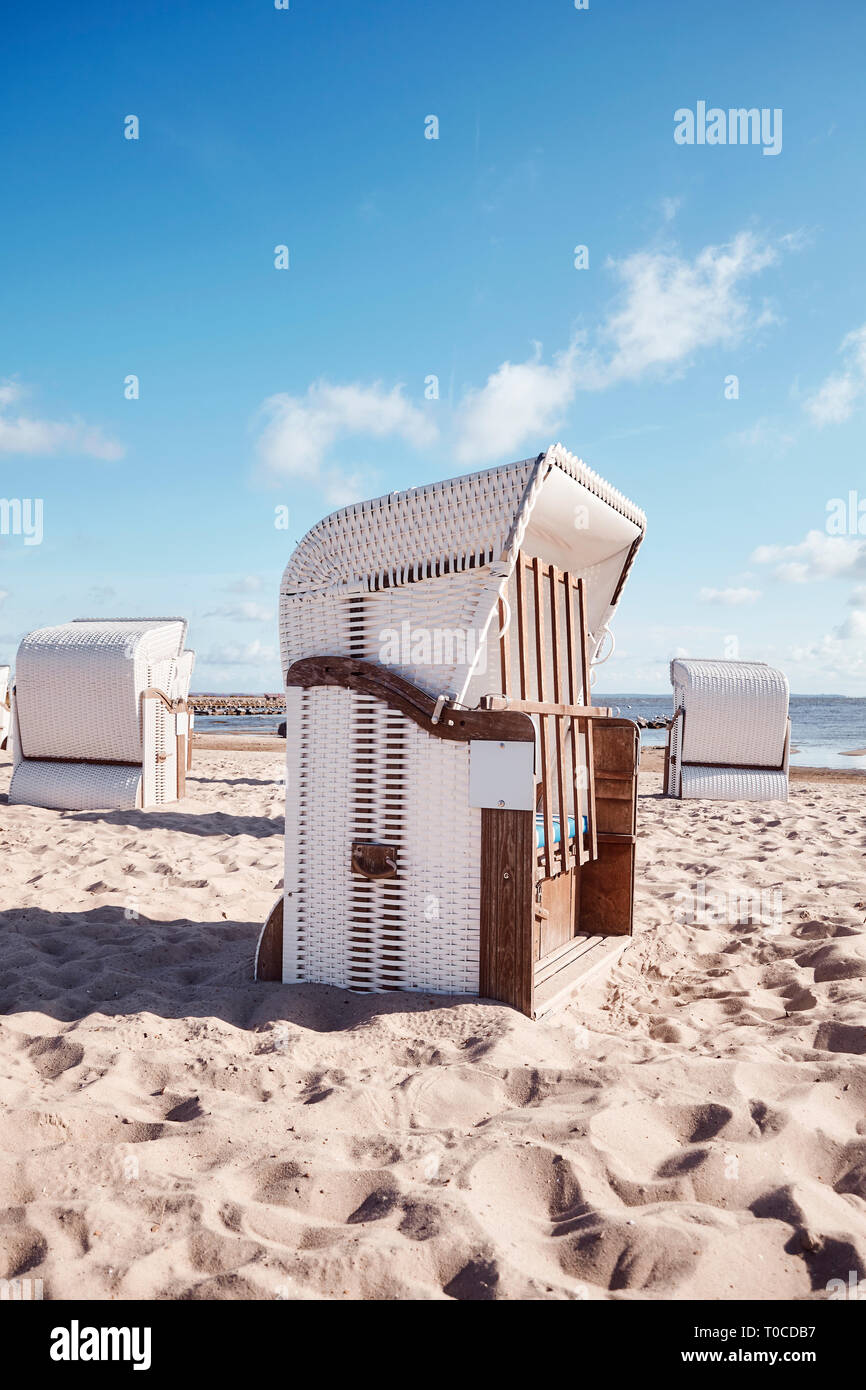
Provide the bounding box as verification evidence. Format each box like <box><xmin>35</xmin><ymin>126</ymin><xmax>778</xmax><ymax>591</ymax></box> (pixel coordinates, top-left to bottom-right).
<box><xmin>0</xmin><ymin>665</ymin><xmax>10</xmax><ymax>751</ymax></box>
<box><xmin>256</xmin><ymin>444</ymin><xmax>647</xmax><ymax>1018</ymax></box>
<box><xmin>665</xmin><ymin>658</ymin><xmax>790</xmax><ymax>802</ymax></box>
<box><xmin>9</xmin><ymin>619</ymin><xmax>195</xmax><ymax>811</ymax></box>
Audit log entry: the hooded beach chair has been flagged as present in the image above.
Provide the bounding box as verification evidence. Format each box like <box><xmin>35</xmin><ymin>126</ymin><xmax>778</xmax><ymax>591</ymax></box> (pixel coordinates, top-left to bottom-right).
<box><xmin>9</xmin><ymin>618</ymin><xmax>195</xmax><ymax>811</ymax></box>
<box><xmin>0</xmin><ymin>666</ymin><xmax>10</xmax><ymax>750</ymax></box>
<box><xmin>665</xmin><ymin>658</ymin><xmax>790</xmax><ymax>802</ymax></box>
<box><xmin>255</xmin><ymin>444</ymin><xmax>647</xmax><ymax>1018</ymax></box>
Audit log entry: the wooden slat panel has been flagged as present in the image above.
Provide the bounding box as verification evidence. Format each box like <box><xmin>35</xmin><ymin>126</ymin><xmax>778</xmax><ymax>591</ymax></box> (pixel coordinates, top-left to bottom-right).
<box><xmin>548</xmin><ymin>566</ymin><xmax>562</xmax><ymax>704</ymax></box>
<box><xmin>498</xmin><ymin>594</ymin><xmax>511</xmax><ymax>698</ymax></box>
<box><xmin>516</xmin><ymin>558</ymin><xmax>530</xmax><ymax>701</ymax></box>
<box><xmin>563</xmin><ymin>572</ymin><xmax>580</xmax><ymax>707</ymax></box>
<box><xmin>537</xmin><ymin>869</ymin><xmax>575</xmax><ymax>959</ymax></box>
<box><xmin>531</xmin><ymin>558</ymin><xmax>554</xmax><ymax>877</ymax></box>
<box><xmin>585</xmin><ymin>718</ymin><xmax>598</xmax><ymax>861</ymax></box>
<box><xmin>576</xmin><ymin>576</ymin><xmax>592</xmax><ymax>707</ymax></box>
<box><xmin>555</xmin><ymin>717</ymin><xmax>571</xmax><ymax>873</ymax></box>
<box><xmin>538</xmin><ymin>714</ymin><xmax>553</xmax><ymax>879</ymax></box>
<box><xmin>479</xmin><ymin>808</ymin><xmax>536</xmax><ymax>1016</ymax></box>
<box><xmin>532</xmin><ymin>556</ymin><xmax>547</xmax><ymax>705</ymax></box>
<box><xmin>594</xmin><ymin>777</ymin><xmax>635</xmax><ymax>798</ymax></box>
<box><xmin>547</xmin><ymin>566</ymin><xmax>571</xmax><ymax>874</ymax></box>
<box><xmin>579</xmin><ymin>840</ymin><xmax>634</xmax><ymax>937</ymax></box>
<box><xmin>593</xmin><ymin>798</ymin><xmax>634</xmax><ymax>835</ymax></box>
<box><xmin>563</xmin><ymin>573</ymin><xmax>587</xmax><ymax>866</ymax></box>
<box><xmin>573</xmin><ymin>718</ymin><xmax>588</xmax><ymax>867</ymax></box>
<box><xmin>592</xmin><ymin>722</ymin><xmax>641</xmax><ymax>776</ymax></box>
<box><xmin>574</xmin><ymin>578</ymin><xmax>596</xmax><ymax>862</ymax></box>
<box><xmin>579</xmin><ymin>720</ymin><xmax>639</xmax><ymax>939</ymax></box>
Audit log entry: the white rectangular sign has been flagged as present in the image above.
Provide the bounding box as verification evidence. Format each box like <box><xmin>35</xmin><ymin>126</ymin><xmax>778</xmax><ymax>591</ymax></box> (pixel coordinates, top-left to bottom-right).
<box><xmin>468</xmin><ymin>739</ymin><xmax>535</xmax><ymax>811</ymax></box>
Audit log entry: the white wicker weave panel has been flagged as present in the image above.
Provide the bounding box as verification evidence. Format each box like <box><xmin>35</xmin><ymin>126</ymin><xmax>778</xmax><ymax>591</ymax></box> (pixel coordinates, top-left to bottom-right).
<box><xmin>667</xmin><ymin>713</ymin><xmax>683</xmax><ymax>795</ymax></box>
<box><xmin>282</xmin><ymin>686</ymin><xmax>480</xmax><ymax>995</ymax></box>
<box><xmin>680</xmin><ymin>765</ymin><xmax>789</xmax><ymax>802</ymax></box>
<box><xmin>172</xmin><ymin>651</ymin><xmax>196</xmax><ymax>701</ymax></box>
<box><xmin>11</xmin><ymin>693</ymin><xmax>22</xmax><ymax>769</ymax></box>
<box><xmin>279</xmin><ymin>449</ymin><xmax>646</xmax><ymax>712</ymax></box>
<box><xmin>142</xmin><ymin>694</ymin><xmax>178</xmax><ymax>808</ymax></box>
<box><xmin>401</xmin><ymin>720</ymin><xmax>480</xmax><ymax>995</ymax></box>
<box><xmin>280</xmin><ymin>593</ymin><xmax>350</xmax><ymax>684</ymax></box>
<box><xmin>9</xmin><ymin>759</ymin><xmax>142</xmax><ymax>810</ymax></box>
<box><xmin>671</xmin><ymin>659</ymin><xmax>789</xmax><ymax>767</ymax></box>
<box><xmin>345</xmin><ymin>694</ymin><xmax>412</xmax><ymax>991</ymax></box>
<box><xmin>282</xmin><ymin>687</ymin><xmax>304</xmax><ymax>982</ymax></box>
<box><xmin>283</xmin><ymin>458</ymin><xmax>538</xmax><ymax>594</ymax></box>
<box><xmin>282</xmin><ymin>446</ymin><xmax>645</xmax><ymax>598</ymax></box>
<box><xmin>461</xmin><ymin>616</ymin><xmax>505</xmax><ymax>709</ymax></box>
<box><xmin>281</xmin><ymin>569</ymin><xmax>495</xmax><ymax>700</ymax></box>
<box><xmin>283</xmin><ymin>687</ymin><xmax>353</xmax><ymax>986</ymax></box>
<box><xmin>15</xmin><ymin>619</ymin><xmax>186</xmax><ymax>764</ymax></box>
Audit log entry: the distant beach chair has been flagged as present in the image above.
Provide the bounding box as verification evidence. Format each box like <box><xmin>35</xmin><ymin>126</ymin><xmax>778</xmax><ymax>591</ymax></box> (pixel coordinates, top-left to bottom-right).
<box><xmin>255</xmin><ymin>444</ymin><xmax>646</xmax><ymax>1018</ymax></box>
<box><xmin>664</xmin><ymin>658</ymin><xmax>790</xmax><ymax>802</ymax></box>
<box><xmin>0</xmin><ymin>665</ymin><xmax>10</xmax><ymax>750</ymax></box>
<box><xmin>9</xmin><ymin>619</ymin><xmax>195</xmax><ymax>811</ymax></box>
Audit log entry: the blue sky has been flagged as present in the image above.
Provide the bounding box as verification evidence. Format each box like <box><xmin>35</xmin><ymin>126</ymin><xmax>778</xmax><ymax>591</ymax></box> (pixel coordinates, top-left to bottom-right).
<box><xmin>1</xmin><ymin>0</ymin><xmax>865</xmax><ymax>694</ymax></box>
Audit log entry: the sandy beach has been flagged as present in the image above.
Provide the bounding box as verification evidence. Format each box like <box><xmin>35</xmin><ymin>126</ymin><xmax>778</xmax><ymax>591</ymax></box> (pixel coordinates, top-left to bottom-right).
<box><xmin>1</xmin><ymin>740</ymin><xmax>864</xmax><ymax>1301</ymax></box>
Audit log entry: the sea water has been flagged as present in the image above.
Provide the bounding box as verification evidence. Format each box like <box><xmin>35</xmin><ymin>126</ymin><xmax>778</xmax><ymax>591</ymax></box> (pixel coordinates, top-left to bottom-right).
<box><xmin>195</xmin><ymin>696</ymin><xmax>865</xmax><ymax>770</ymax></box>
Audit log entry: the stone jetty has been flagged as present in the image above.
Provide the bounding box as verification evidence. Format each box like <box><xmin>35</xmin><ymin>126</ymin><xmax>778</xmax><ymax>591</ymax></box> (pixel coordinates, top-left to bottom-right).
<box><xmin>189</xmin><ymin>693</ymin><xmax>286</xmax><ymax>717</ymax></box>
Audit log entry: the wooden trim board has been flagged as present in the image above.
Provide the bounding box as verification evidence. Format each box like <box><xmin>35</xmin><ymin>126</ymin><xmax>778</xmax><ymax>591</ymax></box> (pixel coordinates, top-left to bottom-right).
<box><xmin>254</xmin><ymin>897</ymin><xmax>284</xmax><ymax>981</ymax></box>
<box><xmin>286</xmin><ymin>656</ymin><xmax>535</xmax><ymax>745</ymax></box>
<box><xmin>479</xmin><ymin>806</ymin><xmax>536</xmax><ymax>1016</ymax></box>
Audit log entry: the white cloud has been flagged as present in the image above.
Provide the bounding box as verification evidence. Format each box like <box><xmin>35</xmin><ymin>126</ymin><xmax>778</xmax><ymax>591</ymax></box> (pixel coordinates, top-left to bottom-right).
<box><xmin>0</xmin><ymin>379</ymin><xmax>124</xmax><ymax>461</ymax></box>
<box><xmin>751</xmin><ymin>530</ymin><xmax>866</xmax><ymax>583</ymax></box>
<box><xmin>698</xmin><ymin>586</ymin><xmax>762</xmax><ymax>605</ymax></box>
<box><xmin>199</xmin><ymin>639</ymin><xmax>278</xmax><ymax>667</ymax></box>
<box><xmin>205</xmin><ymin>602</ymin><xmax>275</xmax><ymax>622</ymax></box>
<box><xmin>789</xmin><ymin>629</ymin><xmax>866</xmax><ymax>679</ymax></box>
<box><xmin>600</xmin><ymin>231</ymin><xmax>780</xmax><ymax>384</ymax></box>
<box><xmin>804</xmin><ymin>325</ymin><xmax>866</xmax><ymax>426</ymax></box>
<box><xmin>660</xmin><ymin>196</ymin><xmax>682</xmax><ymax>223</ymax></box>
<box><xmin>226</xmin><ymin>575</ymin><xmax>263</xmax><ymax>594</ymax></box>
<box><xmin>0</xmin><ymin>589</ymin><xmax>8</xmax><ymax>606</ymax></box>
<box><xmin>322</xmin><ymin>468</ymin><xmax>376</xmax><ymax>508</ymax></box>
<box><xmin>837</xmin><ymin>585</ymin><xmax>866</xmax><ymax>639</ymax></box>
<box><xmin>256</xmin><ymin>380</ymin><xmax>437</xmax><ymax>480</ymax></box>
<box><xmin>729</xmin><ymin>418</ymin><xmax>796</xmax><ymax>455</ymax></box>
<box><xmin>253</xmin><ymin>229</ymin><xmax>795</xmax><ymax>481</ymax></box>
<box><xmin>837</xmin><ymin>609</ymin><xmax>866</xmax><ymax>640</ymax></box>
<box><xmin>455</xmin><ymin>339</ymin><xmax>583</xmax><ymax>464</ymax></box>
<box><xmin>454</xmin><ymin>229</ymin><xmax>792</xmax><ymax>463</ymax></box>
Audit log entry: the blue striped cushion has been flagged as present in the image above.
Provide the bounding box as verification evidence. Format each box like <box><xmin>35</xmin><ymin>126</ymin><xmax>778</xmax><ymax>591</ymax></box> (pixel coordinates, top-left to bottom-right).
<box><xmin>535</xmin><ymin>814</ymin><xmax>588</xmax><ymax>848</ymax></box>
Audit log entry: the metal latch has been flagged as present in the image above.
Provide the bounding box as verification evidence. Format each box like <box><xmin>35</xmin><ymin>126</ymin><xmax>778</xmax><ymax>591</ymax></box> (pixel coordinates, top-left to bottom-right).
<box><xmin>351</xmin><ymin>842</ymin><xmax>398</xmax><ymax>880</ymax></box>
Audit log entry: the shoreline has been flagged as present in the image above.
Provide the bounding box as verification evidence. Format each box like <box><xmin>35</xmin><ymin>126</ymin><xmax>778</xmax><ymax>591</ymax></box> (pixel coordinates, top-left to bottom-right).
<box><xmin>190</xmin><ymin>732</ymin><xmax>866</xmax><ymax>780</ymax></box>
